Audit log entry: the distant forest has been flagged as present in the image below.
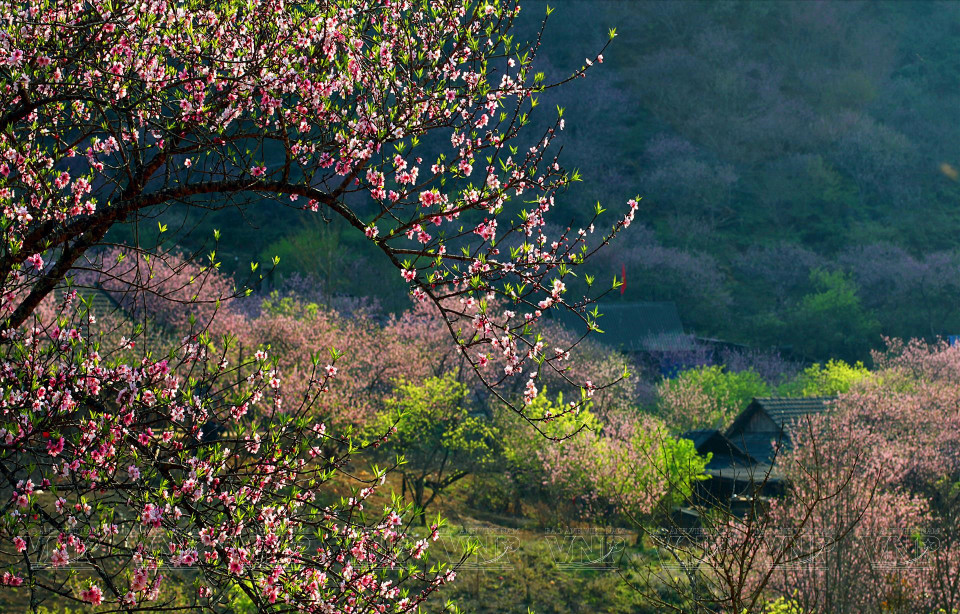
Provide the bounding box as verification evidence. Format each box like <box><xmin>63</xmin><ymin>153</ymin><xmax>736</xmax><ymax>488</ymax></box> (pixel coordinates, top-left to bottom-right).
<box><xmin>143</xmin><ymin>0</ymin><xmax>960</xmax><ymax>364</ymax></box>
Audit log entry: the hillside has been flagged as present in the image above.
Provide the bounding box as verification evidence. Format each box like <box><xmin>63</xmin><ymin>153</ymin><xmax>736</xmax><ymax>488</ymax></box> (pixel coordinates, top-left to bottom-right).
<box><xmin>131</xmin><ymin>0</ymin><xmax>960</xmax><ymax>363</ymax></box>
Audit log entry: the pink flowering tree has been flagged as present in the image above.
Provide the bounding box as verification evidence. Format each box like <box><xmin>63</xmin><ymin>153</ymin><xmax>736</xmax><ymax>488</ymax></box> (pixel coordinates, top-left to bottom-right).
<box><xmin>635</xmin><ymin>339</ymin><xmax>960</xmax><ymax>613</ymax></box>
<box><xmin>655</xmin><ymin>365</ymin><xmax>771</xmax><ymax>433</ymax></box>
<box><xmin>741</xmin><ymin>340</ymin><xmax>960</xmax><ymax>614</ymax></box>
<box><xmin>0</xmin><ymin>0</ymin><xmax>631</xmax><ymax>610</ymax></box>
<box><xmin>631</xmin><ymin>408</ymin><xmax>881</xmax><ymax>614</ymax></box>
<box><xmin>499</xmin><ymin>393</ymin><xmax>708</xmax><ymax>528</ymax></box>
<box><xmin>537</xmin><ymin>409</ymin><xmax>707</xmax><ymax>524</ymax></box>
<box><xmin>74</xmin><ymin>246</ymin><xmax>244</xmax><ymax>332</ymax></box>
<box><xmin>220</xmin><ymin>295</ymin><xmax>431</xmax><ymax>431</ymax></box>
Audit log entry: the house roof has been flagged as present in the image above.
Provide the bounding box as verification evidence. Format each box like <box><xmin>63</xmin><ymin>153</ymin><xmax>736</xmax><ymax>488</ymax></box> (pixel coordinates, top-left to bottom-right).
<box><xmin>753</xmin><ymin>397</ymin><xmax>834</xmax><ymax>424</ymax></box>
<box><xmin>682</xmin><ymin>429</ymin><xmax>722</xmax><ymax>449</ymax></box>
<box><xmin>724</xmin><ymin>397</ymin><xmax>835</xmax><ymax>463</ymax></box>
<box><xmin>680</xmin><ymin>429</ymin><xmax>756</xmax><ymax>464</ymax></box>
<box><xmin>726</xmin><ymin>397</ymin><xmax>834</xmax><ymax>435</ymax></box>
<box><xmin>705</xmin><ymin>462</ymin><xmax>782</xmax><ymax>485</ymax></box>
<box><xmin>552</xmin><ymin>301</ymin><xmax>684</xmax><ymax>352</ymax></box>
<box><xmin>724</xmin><ymin>432</ymin><xmax>788</xmax><ymax>465</ymax></box>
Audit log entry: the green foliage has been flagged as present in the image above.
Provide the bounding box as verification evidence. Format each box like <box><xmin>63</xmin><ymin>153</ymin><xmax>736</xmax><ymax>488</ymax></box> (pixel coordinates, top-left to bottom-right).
<box><xmin>226</xmin><ymin>584</ymin><xmax>257</xmax><ymax>614</ymax></box>
<box><xmin>495</xmin><ymin>391</ymin><xmax>599</xmax><ymax>498</ymax></box>
<box><xmin>422</xmin><ymin>531</ymin><xmax>669</xmax><ymax>614</ymax></box>
<box><xmin>261</xmin><ymin>217</ymin><xmax>347</xmax><ymax>294</ymax></box>
<box><xmin>683</xmin><ymin>365</ymin><xmax>770</xmax><ymax>413</ymax></box>
<box><xmin>746</xmin><ymin>597</ymin><xmax>805</xmax><ymax>614</ymax></box>
<box><xmin>381</xmin><ymin>375</ymin><xmax>498</xmax><ymax>465</ymax></box>
<box><xmin>580</xmin><ymin>418</ymin><xmax>710</xmax><ymax>522</ymax></box>
<box><xmin>260</xmin><ymin>290</ymin><xmax>320</xmax><ymax>319</ymax></box>
<box><xmin>497</xmin><ymin>393</ymin><xmax>709</xmax><ymax>523</ymax></box>
<box><xmin>259</xmin><ymin>216</ymin><xmax>408</xmax><ymax>311</ymax></box>
<box><xmin>500</xmin><ymin>391</ymin><xmax>599</xmax><ymax>454</ymax></box>
<box><xmin>787</xmin><ymin>269</ymin><xmax>880</xmax><ymax>362</ymax></box>
<box><xmin>373</xmin><ymin>374</ymin><xmax>499</xmax><ymax>520</ymax></box>
<box><xmin>657</xmin><ymin>365</ymin><xmax>771</xmax><ymax>432</ymax></box>
<box><xmin>777</xmin><ymin>359</ymin><xmax>872</xmax><ymax>397</ymax></box>
<box><xmin>659</xmin><ymin>435</ymin><xmax>712</xmax><ymax>507</ymax></box>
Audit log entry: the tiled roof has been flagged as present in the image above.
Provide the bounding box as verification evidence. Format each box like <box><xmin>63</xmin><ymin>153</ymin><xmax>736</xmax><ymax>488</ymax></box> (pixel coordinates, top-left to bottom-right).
<box><xmin>705</xmin><ymin>462</ymin><xmax>781</xmax><ymax>484</ymax></box>
<box><xmin>752</xmin><ymin>397</ymin><xmax>834</xmax><ymax>425</ymax></box>
<box><xmin>552</xmin><ymin>301</ymin><xmax>683</xmax><ymax>352</ymax></box>
<box><xmin>681</xmin><ymin>429</ymin><xmax>722</xmax><ymax>449</ymax></box>
<box><xmin>725</xmin><ymin>432</ymin><xmax>788</xmax><ymax>465</ymax></box>
<box><xmin>723</xmin><ymin>397</ymin><xmax>836</xmax><ymax>463</ymax></box>
<box><xmin>680</xmin><ymin>429</ymin><xmax>756</xmax><ymax>463</ymax></box>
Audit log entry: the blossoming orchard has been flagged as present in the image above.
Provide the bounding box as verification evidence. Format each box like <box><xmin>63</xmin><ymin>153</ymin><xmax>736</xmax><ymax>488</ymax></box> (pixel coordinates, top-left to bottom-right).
<box><xmin>0</xmin><ymin>0</ymin><xmax>639</xmax><ymax>610</ymax></box>
<box><xmin>3</xmin><ymin>1</ymin><xmax>955</xmax><ymax>613</ymax></box>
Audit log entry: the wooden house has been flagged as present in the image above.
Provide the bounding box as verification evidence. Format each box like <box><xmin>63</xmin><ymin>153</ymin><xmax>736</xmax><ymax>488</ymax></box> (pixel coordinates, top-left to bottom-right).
<box><xmin>678</xmin><ymin>397</ymin><xmax>836</xmax><ymax>520</ymax></box>
<box><xmin>551</xmin><ymin>301</ymin><xmax>685</xmax><ymax>354</ymax></box>
<box><xmin>680</xmin><ymin>429</ymin><xmax>774</xmax><ymax>502</ymax></box>
<box><xmin>724</xmin><ymin>397</ymin><xmax>834</xmax><ymax>464</ymax></box>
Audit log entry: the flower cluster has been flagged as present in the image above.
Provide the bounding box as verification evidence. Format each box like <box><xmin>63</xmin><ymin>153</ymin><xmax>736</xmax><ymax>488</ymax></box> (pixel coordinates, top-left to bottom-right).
<box><xmin>0</xmin><ymin>0</ymin><xmax>625</xmax><ymax>609</ymax></box>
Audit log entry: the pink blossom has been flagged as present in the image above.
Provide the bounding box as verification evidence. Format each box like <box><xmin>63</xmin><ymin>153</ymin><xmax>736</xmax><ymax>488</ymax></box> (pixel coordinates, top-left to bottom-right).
<box><xmin>0</xmin><ymin>2</ymin><xmax>625</xmax><ymax>610</ymax></box>
<box><xmin>50</xmin><ymin>547</ymin><xmax>69</xmax><ymax>567</ymax></box>
<box><xmin>80</xmin><ymin>584</ymin><xmax>103</xmax><ymax>606</ymax></box>
<box><xmin>5</xmin><ymin>49</ymin><xmax>23</xmax><ymax>66</ymax></box>
<box><xmin>46</xmin><ymin>436</ymin><xmax>64</xmax><ymax>456</ymax></box>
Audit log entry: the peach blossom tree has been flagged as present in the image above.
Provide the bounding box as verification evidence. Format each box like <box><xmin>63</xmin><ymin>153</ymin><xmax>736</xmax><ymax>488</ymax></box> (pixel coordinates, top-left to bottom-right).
<box><xmin>0</xmin><ymin>0</ymin><xmax>631</xmax><ymax>611</ymax></box>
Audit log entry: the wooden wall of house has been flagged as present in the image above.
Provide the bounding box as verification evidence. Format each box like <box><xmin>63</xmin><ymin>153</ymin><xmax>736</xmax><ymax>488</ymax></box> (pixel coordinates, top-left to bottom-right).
<box><xmin>732</xmin><ymin>409</ymin><xmax>779</xmax><ymax>435</ymax></box>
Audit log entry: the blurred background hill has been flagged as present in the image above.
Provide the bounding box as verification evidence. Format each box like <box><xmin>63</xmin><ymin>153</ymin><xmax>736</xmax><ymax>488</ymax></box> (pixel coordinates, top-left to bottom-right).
<box><xmin>149</xmin><ymin>0</ymin><xmax>960</xmax><ymax>363</ymax></box>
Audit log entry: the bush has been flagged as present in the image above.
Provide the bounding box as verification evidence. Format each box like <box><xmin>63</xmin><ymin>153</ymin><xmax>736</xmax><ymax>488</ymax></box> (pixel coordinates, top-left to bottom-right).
<box><xmin>777</xmin><ymin>359</ymin><xmax>872</xmax><ymax>397</ymax></box>
<box><xmin>371</xmin><ymin>374</ymin><xmax>500</xmax><ymax>523</ymax></box>
<box><xmin>656</xmin><ymin>365</ymin><xmax>771</xmax><ymax>431</ymax></box>
<box><xmin>787</xmin><ymin>269</ymin><xmax>881</xmax><ymax>362</ymax></box>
